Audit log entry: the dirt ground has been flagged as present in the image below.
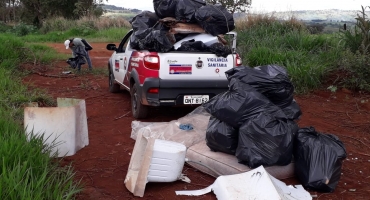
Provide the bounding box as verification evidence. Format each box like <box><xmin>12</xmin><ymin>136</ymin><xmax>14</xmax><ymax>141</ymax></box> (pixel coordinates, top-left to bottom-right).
<box><xmin>22</xmin><ymin>43</ymin><xmax>370</xmax><ymax>200</ymax></box>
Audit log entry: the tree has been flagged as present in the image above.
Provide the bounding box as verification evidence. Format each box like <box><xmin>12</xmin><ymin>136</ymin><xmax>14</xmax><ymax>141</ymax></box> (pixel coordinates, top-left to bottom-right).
<box><xmin>205</xmin><ymin>0</ymin><xmax>252</xmax><ymax>14</ymax></box>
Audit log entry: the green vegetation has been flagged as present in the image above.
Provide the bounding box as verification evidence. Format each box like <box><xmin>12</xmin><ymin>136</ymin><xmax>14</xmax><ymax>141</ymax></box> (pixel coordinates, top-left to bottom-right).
<box><xmin>236</xmin><ymin>15</ymin><xmax>343</xmax><ymax>93</ymax></box>
<box><xmin>0</xmin><ymin>35</ymin><xmax>81</xmax><ymax>199</ymax></box>
<box><xmin>338</xmin><ymin>6</ymin><xmax>370</xmax><ymax>91</ymax></box>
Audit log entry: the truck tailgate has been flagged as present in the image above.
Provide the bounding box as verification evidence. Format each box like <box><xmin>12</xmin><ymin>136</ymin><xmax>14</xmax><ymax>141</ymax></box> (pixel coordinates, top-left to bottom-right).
<box><xmin>158</xmin><ymin>53</ymin><xmax>236</xmax><ymax>80</ymax></box>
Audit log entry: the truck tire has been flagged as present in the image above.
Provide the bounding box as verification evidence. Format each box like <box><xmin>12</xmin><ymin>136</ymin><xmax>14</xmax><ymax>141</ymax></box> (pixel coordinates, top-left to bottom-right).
<box><xmin>109</xmin><ymin>69</ymin><xmax>120</xmax><ymax>93</ymax></box>
<box><xmin>131</xmin><ymin>83</ymin><xmax>149</xmax><ymax>119</ymax></box>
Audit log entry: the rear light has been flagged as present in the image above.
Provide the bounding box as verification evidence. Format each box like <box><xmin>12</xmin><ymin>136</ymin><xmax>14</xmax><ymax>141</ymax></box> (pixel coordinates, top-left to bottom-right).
<box><xmin>144</xmin><ymin>55</ymin><xmax>160</xmax><ymax>70</ymax></box>
<box><xmin>235</xmin><ymin>54</ymin><xmax>242</xmax><ymax>67</ymax></box>
<box><xmin>148</xmin><ymin>88</ymin><xmax>159</xmax><ymax>94</ymax></box>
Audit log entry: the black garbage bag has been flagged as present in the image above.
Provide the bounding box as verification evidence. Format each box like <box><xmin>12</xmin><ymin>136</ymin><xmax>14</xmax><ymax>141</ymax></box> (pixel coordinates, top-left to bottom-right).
<box><xmin>81</xmin><ymin>39</ymin><xmax>93</xmax><ymax>51</ymax></box>
<box><xmin>294</xmin><ymin>127</ymin><xmax>347</xmax><ymax>193</ymax></box>
<box><xmin>66</xmin><ymin>56</ymin><xmax>85</xmax><ymax>69</ymax></box>
<box><xmin>140</xmin><ymin>23</ymin><xmax>175</xmax><ymax>52</ymax></box>
<box><xmin>225</xmin><ymin>65</ymin><xmax>301</xmax><ymax>120</ymax></box>
<box><xmin>281</xmin><ymin>100</ymin><xmax>302</xmax><ymax>120</ymax></box>
<box><xmin>154</xmin><ymin>0</ymin><xmax>179</xmax><ymax>18</ymax></box>
<box><xmin>130</xmin><ymin>11</ymin><xmax>159</xmax><ymax>39</ymax></box>
<box><xmin>203</xmin><ymin>78</ymin><xmax>287</xmax><ymax>128</ymax></box>
<box><xmin>129</xmin><ymin>34</ymin><xmax>142</xmax><ymax>50</ymax></box>
<box><xmin>208</xmin><ymin>42</ymin><xmax>232</xmax><ymax>57</ymax></box>
<box><xmin>176</xmin><ymin>0</ymin><xmax>206</xmax><ymax>23</ymax></box>
<box><xmin>177</xmin><ymin>40</ymin><xmax>210</xmax><ymax>52</ymax></box>
<box><xmin>236</xmin><ymin>113</ymin><xmax>298</xmax><ymax>168</ymax></box>
<box><xmin>206</xmin><ymin>116</ymin><xmax>238</xmax><ymax>155</ymax></box>
<box><xmin>195</xmin><ymin>4</ymin><xmax>235</xmax><ymax>36</ymax></box>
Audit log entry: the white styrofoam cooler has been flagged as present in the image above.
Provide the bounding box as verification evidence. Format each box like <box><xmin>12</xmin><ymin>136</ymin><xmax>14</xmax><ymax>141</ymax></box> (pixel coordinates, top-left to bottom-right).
<box><xmin>147</xmin><ymin>139</ymin><xmax>187</xmax><ymax>182</ymax></box>
<box><xmin>24</xmin><ymin>98</ymin><xmax>89</xmax><ymax>157</ymax></box>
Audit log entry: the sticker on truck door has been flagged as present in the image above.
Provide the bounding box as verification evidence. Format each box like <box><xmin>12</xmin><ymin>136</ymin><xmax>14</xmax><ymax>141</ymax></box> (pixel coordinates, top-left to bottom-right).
<box><xmin>115</xmin><ymin>60</ymin><xmax>119</xmax><ymax>72</ymax></box>
<box><xmin>169</xmin><ymin>64</ymin><xmax>192</xmax><ymax>74</ymax></box>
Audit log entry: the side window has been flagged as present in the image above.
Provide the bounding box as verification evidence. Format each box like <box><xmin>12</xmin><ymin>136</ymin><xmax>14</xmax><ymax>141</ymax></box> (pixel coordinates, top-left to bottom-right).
<box><xmin>117</xmin><ymin>30</ymin><xmax>133</xmax><ymax>53</ymax></box>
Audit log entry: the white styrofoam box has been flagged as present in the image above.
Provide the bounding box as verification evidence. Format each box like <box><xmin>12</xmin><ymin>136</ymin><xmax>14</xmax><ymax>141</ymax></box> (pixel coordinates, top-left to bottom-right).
<box><xmin>24</xmin><ymin>98</ymin><xmax>89</xmax><ymax>157</ymax></box>
<box><xmin>147</xmin><ymin>139</ymin><xmax>186</xmax><ymax>182</ymax></box>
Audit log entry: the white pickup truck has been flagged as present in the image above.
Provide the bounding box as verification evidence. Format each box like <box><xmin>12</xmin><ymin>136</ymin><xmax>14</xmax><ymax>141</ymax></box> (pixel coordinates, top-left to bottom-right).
<box><xmin>106</xmin><ymin>30</ymin><xmax>242</xmax><ymax>118</ymax></box>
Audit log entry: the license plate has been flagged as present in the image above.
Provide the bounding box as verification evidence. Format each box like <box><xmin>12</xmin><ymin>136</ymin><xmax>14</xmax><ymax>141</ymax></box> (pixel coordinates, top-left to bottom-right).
<box><xmin>183</xmin><ymin>95</ymin><xmax>209</xmax><ymax>104</ymax></box>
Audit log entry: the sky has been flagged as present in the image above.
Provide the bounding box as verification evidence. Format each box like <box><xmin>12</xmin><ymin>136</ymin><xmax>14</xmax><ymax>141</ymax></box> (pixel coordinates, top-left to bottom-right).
<box><xmin>106</xmin><ymin>0</ymin><xmax>369</xmax><ymax>12</ymax></box>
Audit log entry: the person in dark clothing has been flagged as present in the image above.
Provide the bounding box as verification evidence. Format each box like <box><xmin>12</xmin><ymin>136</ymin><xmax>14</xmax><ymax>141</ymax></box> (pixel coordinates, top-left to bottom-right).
<box><xmin>64</xmin><ymin>38</ymin><xmax>93</xmax><ymax>71</ymax></box>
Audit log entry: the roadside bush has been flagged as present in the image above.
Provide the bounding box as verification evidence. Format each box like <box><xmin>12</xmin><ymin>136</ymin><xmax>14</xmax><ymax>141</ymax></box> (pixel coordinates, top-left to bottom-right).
<box><xmin>337</xmin><ymin>6</ymin><xmax>370</xmax><ymax>91</ymax></box>
<box><xmin>339</xmin><ymin>50</ymin><xmax>370</xmax><ymax>91</ymax></box>
<box><xmin>235</xmin><ymin>15</ymin><xmax>342</xmax><ymax>93</ymax></box>
<box><xmin>39</xmin><ymin>16</ymin><xmax>131</xmax><ymax>34</ymax></box>
<box><xmin>0</xmin><ymin>22</ymin><xmax>11</xmax><ymax>32</ymax></box>
<box><xmin>339</xmin><ymin>6</ymin><xmax>370</xmax><ymax>55</ymax></box>
<box><xmin>8</xmin><ymin>23</ymin><xmax>38</xmax><ymax>36</ymax></box>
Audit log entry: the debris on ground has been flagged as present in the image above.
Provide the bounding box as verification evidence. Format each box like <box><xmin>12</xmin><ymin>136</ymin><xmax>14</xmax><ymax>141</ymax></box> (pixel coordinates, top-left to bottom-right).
<box><xmin>176</xmin><ymin>166</ymin><xmax>312</xmax><ymax>200</ymax></box>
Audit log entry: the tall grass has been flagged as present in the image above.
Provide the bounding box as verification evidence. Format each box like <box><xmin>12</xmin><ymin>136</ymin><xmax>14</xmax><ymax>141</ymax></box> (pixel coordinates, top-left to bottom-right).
<box><xmin>0</xmin><ymin>35</ymin><xmax>81</xmax><ymax>199</ymax></box>
<box><xmin>20</xmin><ymin>16</ymin><xmax>131</xmax><ymax>43</ymax></box>
<box><xmin>235</xmin><ymin>14</ymin><xmax>343</xmax><ymax>93</ymax></box>
<box><xmin>337</xmin><ymin>6</ymin><xmax>370</xmax><ymax>91</ymax></box>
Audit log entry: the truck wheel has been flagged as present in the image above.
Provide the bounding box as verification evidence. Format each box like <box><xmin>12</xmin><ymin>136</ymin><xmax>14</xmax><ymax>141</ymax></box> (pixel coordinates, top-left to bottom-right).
<box><xmin>109</xmin><ymin>70</ymin><xmax>120</xmax><ymax>93</ymax></box>
<box><xmin>131</xmin><ymin>83</ymin><xmax>148</xmax><ymax>119</ymax></box>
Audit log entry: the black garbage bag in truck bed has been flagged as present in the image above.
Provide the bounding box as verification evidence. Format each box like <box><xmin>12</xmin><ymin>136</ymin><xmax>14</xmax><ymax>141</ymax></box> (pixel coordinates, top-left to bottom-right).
<box><xmin>176</xmin><ymin>0</ymin><xmax>206</xmax><ymax>23</ymax></box>
<box><xmin>195</xmin><ymin>4</ymin><xmax>235</xmax><ymax>36</ymax></box>
<box><xmin>294</xmin><ymin>127</ymin><xmax>347</xmax><ymax>192</ymax></box>
<box><xmin>129</xmin><ymin>11</ymin><xmax>160</xmax><ymax>50</ymax></box>
<box><xmin>154</xmin><ymin>0</ymin><xmax>178</xmax><ymax>18</ymax></box>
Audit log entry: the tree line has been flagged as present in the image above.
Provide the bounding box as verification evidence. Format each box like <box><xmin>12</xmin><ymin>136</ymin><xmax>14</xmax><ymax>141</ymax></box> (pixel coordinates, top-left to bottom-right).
<box><xmin>0</xmin><ymin>0</ymin><xmax>107</xmax><ymax>27</ymax></box>
<box><xmin>0</xmin><ymin>0</ymin><xmax>252</xmax><ymax>27</ymax></box>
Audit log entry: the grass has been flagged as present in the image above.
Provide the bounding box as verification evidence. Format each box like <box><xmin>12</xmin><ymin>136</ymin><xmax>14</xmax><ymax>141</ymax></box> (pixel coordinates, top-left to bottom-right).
<box><xmin>236</xmin><ymin>15</ymin><xmax>344</xmax><ymax>93</ymax></box>
<box><xmin>0</xmin><ymin>35</ymin><xmax>81</xmax><ymax>199</ymax></box>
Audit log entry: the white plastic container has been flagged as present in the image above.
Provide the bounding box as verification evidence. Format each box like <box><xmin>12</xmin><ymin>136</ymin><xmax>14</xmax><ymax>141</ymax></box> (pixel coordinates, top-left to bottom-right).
<box><xmin>147</xmin><ymin>139</ymin><xmax>187</xmax><ymax>182</ymax></box>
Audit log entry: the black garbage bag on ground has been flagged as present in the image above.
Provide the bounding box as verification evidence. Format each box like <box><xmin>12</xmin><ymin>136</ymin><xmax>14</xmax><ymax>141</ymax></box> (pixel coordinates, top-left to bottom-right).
<box><xmin>236</xmin><ymin>113</ymin><xmax>298</xmax><ymax>168</ymax></box>
<box><xmin>208</xmin><ymin>42</ymin><xmax>232</xmax><ymax>57</ymax></box>
<box><xmin>203</xmin><ymin>78</ymin><xmax>287</xmax><ymax>128</ymax></box>
<box><xmin>225</xmin><ymin>65</ymin><xmax>301</xmax><ymax>120</ymax></box>
<box><xmin>66</xmin><ymin>56</ymin><xmax>85</xmax><ymax>69</ymax></box>
<box><xmin>195</xmin><ymin>4</ymin><xmax>235</xmax><ymax>36</ymax></box>
<box><xmin>281</xmin><ymin>100</ymin><xmax>302</xmax><ymax>120</ymax></box>
<box><xmin>294</xmin><ymin>127</ymin><xmax>347</xmax><ymax>193</ymax></box>
<box><xmin>177</xmin><ymin>40</ymin><xmax>210</xmax><ymax>52</ymax></box>
<box><xmin>176</xmin><ymin>0</ymin><xmax>206</xmax><ymax>23</ymax></box>
<box><xmin>154</xmin><ymin>0</ymin><xmax>179</xmax><ymax>18</ymax></box>
<box><xmin>206</xmin><ymin>116</ymin><xmax>238</xmax><ymax>155</ymax></box>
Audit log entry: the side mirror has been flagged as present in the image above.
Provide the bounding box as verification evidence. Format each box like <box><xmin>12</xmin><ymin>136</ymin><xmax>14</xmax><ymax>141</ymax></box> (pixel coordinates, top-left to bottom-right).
<box><xmin>106</xmin><ymin>44</ymin><xmax>117</xmax><ymax>51</ymax></box>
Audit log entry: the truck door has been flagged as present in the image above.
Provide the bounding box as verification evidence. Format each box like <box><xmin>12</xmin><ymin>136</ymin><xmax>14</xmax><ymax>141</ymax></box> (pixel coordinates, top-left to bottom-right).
<box><xmin>112</xmin><ymin>30</ymin><xmax>133</xmax><ymax>86</ymax></box>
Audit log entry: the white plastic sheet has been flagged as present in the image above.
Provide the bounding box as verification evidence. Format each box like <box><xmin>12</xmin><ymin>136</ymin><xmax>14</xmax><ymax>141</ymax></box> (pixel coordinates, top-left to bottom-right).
<box><xmin>176</xmin><ymin>166</ymin><xmax>312</xmax><ymax>200</ymax></box>
<box><xmin>130</xmin><ymin>107</ymin><xmax>210</xmax><ymax>148</ymax></box>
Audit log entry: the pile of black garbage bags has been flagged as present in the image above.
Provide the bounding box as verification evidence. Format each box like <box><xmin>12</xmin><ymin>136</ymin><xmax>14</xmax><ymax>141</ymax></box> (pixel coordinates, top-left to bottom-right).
<box><xmin>203</xmin><ymin>65</ymin><xmax>347</xmax><ymax>193</ymax></box>
<box><xmin>129</xmin><ymin>0</ymin><xmax>235</xmax><ymax>53</ymax></box>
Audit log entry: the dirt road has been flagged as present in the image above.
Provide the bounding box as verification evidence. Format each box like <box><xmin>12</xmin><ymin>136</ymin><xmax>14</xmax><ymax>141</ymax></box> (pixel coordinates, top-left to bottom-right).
<box><xmin>22</xmin><ymin>43</ymin><xmax>370</xmax><ymax>200</ymax></box>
